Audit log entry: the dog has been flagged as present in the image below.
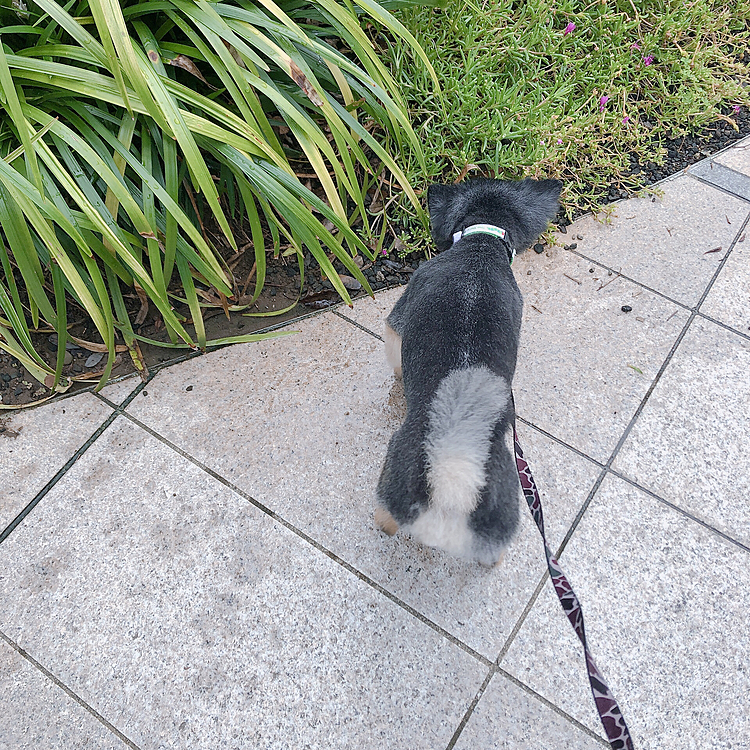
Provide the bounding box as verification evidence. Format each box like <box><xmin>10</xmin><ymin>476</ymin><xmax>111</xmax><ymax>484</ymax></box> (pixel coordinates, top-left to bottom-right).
<box><xmin>375</xmin><ymin>178</ymin><xmax>562</xmax><ymax>565</ymax></box>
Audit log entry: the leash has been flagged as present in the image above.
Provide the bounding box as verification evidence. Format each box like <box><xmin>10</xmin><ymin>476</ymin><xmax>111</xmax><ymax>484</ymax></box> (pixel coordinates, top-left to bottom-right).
<box><xmin>513</xmin><ymin>422</ymin><xmax>634</xmax><ymax>750</ymax></box>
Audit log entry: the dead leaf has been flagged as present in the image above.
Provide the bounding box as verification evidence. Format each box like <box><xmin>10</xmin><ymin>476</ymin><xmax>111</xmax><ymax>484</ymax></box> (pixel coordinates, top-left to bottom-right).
<box><xmin>167</xmin><ymin>54</ymin><xmax>213</xmax><ymax>88</ymax></box>
<box><xmin>223</xmin><ymin>41</ymin><xmax>246</xmax><ymax>69</ymax></box>
<box><xmin>134</xmin><ymin>284</ymin><xmax>149</xmax><ymax>326</ymax></box>
<box><xmin>289</xmin><ymin>61</ymin><xmax>324</xmax><ymax>106</ymax></box>
<box><xmin>703</xmin><ymin>246</ymin><xmax>722</xmax><ymax>255</ymax></box>
<box><xmin>454</xmin><ymin>164</ymin><xmax>479</xmax><ymax>183</ymax></box>
<box><xmin>69</xmin><ymin>335</ymin><xmax>127</xmax><ymax>353</ymax></box>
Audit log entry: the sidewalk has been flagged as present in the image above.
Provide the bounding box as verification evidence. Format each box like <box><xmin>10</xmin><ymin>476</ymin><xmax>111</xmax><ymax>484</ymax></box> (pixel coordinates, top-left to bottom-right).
<box><xmin>2</xmin><ymin>138</ymin><xmax>749</xmax><ymax>750</ymax></box>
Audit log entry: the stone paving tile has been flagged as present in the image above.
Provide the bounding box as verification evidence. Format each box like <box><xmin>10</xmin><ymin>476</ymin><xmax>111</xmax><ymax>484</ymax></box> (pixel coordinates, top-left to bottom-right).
<box><xmin>701</xmin><ymin>236</ymin><xmax>750</xmax><ymax>335</ymax></box>
<box><xmin>0</xmin><ymin>638</ymin><xmax>127</xmax><ymax>750</ymax></box>
<box><xmin>614</xmin><ymin>317</ymin><xmax>750</xmax><ymax>547</ymax></box>
<box><xmin>0</xmin><ymin>394</ymin><xmax>112</xmax><ymax>531</ymax></box>
<box><xmin>453</xmin><ymin>673</ymin><xmax>605</xmax><ymax>750</ymax></box>
<box><xmin>714</xmin><ymin>138</ymin><xmax>750</xmax><ymax>176</ymax></box>
<box><xmin>126</xmin><ymin>311</ymin><xmax>599</xmax><ymax>659</ymax></box>
<box><xmin>0</xmin><ymin>417</ymin><xmax>485</xmax><ymax>750</ymax></box>
<box><xmin>561</xmin><ymin>176</ymin><xmax>748</xmax><ymax>305</ymax></box>
<box><xmin>513</xmin><ymin>247</ymin><xmax>689</xmax><ymax>463</ymax></box>
<box><xmin>501</xmin><ymin>474</ymin><xmax>750</xmax><ymax>749</ymax></box>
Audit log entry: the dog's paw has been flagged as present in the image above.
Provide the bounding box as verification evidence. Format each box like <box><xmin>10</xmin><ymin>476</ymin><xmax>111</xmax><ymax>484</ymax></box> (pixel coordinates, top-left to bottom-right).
<box><xmin>374</xmin><ymin>507</ymin><xmax>399</xmax><ymax>536</ymax></box>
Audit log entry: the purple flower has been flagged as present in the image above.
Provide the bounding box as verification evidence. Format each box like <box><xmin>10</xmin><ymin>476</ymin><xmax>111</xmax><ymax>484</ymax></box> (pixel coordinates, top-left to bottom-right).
<box><xmin>557</xmin><ymin>138</ymin><xmax>563</xmax><ymax>144</ymax></box>
<box><xmin>563</xmin><ymin>22</ymin><xmax>575</xmax><ymax>35</ymax></box>
<box><xmin>733</xmin><ymin>105</ymin><xmax>741</xmax><ymax>114</ymax></box>
<box><xmin>623</xmin><ymin>116</ymin><xmax>630</xmax><ymax>123</ymax></box>
<box><xmin>643</xmin><ymin>54</ymin><xmax>654</xmax><ymax>66</ymax></box>
<box><xmin>599</xmin><ymin>95</ymin><xmax>609</xmax><ymax>112</ymax></box>
<box><xmin>631</xmin><ymin>42</ymin><xmax>641</xmax><ymax>50</ymax></box>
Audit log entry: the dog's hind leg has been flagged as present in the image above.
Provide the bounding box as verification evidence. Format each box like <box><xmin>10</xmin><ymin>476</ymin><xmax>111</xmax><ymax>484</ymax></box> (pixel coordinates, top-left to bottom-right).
<box><xmin>384</xmin><ymin>323</ymin><xmax>402</xmax><ymax>379</ymax></box>
<box><xmin>375</xmin><ymin>507</ymin><xmax>399</xmax><ymax>536</ymax></box>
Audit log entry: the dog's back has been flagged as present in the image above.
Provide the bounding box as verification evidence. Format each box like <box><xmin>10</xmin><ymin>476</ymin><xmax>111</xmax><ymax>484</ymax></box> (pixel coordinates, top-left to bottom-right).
<box><xmin>376</xmin><ymin>178</ymin><xmax>561</xmax><ymax>565</ymax></box>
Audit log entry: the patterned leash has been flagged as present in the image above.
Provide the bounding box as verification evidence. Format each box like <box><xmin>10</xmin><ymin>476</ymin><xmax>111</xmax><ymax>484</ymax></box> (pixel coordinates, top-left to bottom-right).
<box><xmin>513</xmin><ymin>422</ymin><xmax>634</xmax><ymax>750</ymax></box>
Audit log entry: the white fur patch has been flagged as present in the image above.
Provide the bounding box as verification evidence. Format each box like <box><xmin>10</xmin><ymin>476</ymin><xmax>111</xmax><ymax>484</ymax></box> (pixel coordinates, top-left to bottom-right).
<box><xmin>408</xmin><ymin>506</ymin><xmax>475</xmax><ymax>558</ymax></box>
<box><xmin>384</xmin><ymin>323</ymin><xmax>402</xmax><ymax>378</ymax></box>
<box><xmin>424</xmin><ymin>367</ymin><xmax>509</xmax><ymax>516</ymax></box>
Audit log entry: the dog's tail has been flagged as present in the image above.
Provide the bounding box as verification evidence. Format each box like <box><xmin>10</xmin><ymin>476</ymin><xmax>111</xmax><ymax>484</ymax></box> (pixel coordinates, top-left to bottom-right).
<box><xmin>424</xmin><ymin>367</ymin><xmax>510</xmax><ymax>516</ymax></box>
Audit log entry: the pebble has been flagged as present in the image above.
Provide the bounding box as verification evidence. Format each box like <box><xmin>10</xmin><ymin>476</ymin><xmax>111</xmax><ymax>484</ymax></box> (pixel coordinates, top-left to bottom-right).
<box><xmin>339</xmin><ymin>275</ymin><xmax>362</xmax><ymax>291</ymax></box>
<box><xmin>621</xmin><ymin>305</ymin><xmax>633</xmax><ymax>313</ymax></box>
<box><xmin>85</xmin><ymin>353</ymin><xmax>104</xmax><ymax>368</ymax></box>
<box><xmin>63</xmin><ymin>351</ymin><xmax>73</xmax><ymax>366</ymax></box>
<box><xmin>186</xmin><ymin>385</ymin><xmax>193</xmax><ymax>392</ymax></box>
<box><xmin>533</xmin><ymin>243</ymin><xmax>545</xmax><ymax>254</ymax></box>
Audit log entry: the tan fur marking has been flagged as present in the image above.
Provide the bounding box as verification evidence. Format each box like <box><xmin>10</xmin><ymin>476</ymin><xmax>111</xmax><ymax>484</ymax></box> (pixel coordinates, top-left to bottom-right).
<box><xmin>384</xmin><ymin>323</ymin><xmax>402</xmax><ymax>379</ymax></box>
<box><xmin>375</xmin><ymin>507</ymin><xmax>399</xmax><ymax>536</ymax></box>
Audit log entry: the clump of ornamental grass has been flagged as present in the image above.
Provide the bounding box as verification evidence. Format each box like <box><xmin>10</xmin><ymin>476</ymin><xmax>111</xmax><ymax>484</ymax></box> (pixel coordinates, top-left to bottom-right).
<box><xmin>0</xmin><ymin>0</ymin><xmax>436</xmax><ymax>403</ymax></box>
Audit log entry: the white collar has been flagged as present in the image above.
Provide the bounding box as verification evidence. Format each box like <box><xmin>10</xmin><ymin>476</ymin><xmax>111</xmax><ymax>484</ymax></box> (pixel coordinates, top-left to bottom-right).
<box><xmin>452</xmin><ymin>223</ymin><xmax>515</xmax><ymax>262</ymax></box>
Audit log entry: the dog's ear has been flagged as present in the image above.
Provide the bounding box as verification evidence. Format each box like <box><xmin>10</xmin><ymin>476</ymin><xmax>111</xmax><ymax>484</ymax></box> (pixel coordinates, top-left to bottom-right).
<box><xmin>511</xmin><ymin>178</ymin><xmax>563</xmax><ymax>250</ymax></box>
<box><xmin>427</xmin><ymin>183</ymin><xmax>462</xmax><ymax>251</ymax></box>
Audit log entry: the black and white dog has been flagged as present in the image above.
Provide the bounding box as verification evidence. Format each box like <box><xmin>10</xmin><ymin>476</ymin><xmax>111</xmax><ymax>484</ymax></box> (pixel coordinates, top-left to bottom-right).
<box><xmin>375</xmin><ymin>178</ymin><xmax>561</xmax><ymax>565</ymax></box>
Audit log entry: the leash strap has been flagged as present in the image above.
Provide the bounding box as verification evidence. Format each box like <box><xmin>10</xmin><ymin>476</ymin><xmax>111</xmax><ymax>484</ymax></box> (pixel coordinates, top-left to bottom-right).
<box><xmin>513</xmin><ymin>422</ymin><xmax>634</xmax><ymax>750</ymax></box>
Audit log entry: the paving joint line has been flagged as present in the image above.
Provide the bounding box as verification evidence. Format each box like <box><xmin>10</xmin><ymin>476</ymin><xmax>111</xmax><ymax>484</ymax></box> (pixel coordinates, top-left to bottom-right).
<box><xmin>114</xmin><ymin>409</ymin><xmax>493</xmax><ymax>668</ymax></box>
<box><xmin>696</xmin><ymin>309</ymin><xmax>750</xmax><ymax>342</ymax></box>
<box><xmin>331</xmin><ymin>308</ymin><xmax>384</xmax><ymax>340</ymax></box>
<box><xmin>494</xmin><ymin>667</ymin><xmax>610</xmax><ymax>746</ymax></box>
<box><xmin>561</xmin><ymin>247</ymin><xmax>693</xmax><ymax>312</ymax></box>
<box><xmin>0</xmin><ymin>630</ymin><xmax>142</xmax><ymax>749</ymax></box>
<box><xmin>687</xmin><ymin>171</ymin><xmax>750</xmax><ymax>203</ymax></box>
<box><xmin>444</xmin><ymin>665</ymin><xmax>495</xmax><ymax>750</ymax></box>
<box><xmin>607</xmin><ymin>468</ymin><xmax>750</xmax><ymax>554</ymax></box>
<box><xmin>514</xmin><ymin>415</ymin><xmax>606</xmax><ymax>469</ymax></box>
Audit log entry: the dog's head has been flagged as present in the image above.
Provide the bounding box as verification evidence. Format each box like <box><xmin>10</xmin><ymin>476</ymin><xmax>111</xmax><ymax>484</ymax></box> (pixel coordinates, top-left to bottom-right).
<box><xmin>427</xmin><ymin>178</ymin><xmax>562</xmax><ymax>253</ymax></box>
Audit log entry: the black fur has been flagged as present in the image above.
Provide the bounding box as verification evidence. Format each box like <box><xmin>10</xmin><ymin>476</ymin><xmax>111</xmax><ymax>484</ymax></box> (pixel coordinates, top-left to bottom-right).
<box><xmin>376</xmin><ymin>177</ymin><xmax>561</xmax><ymax>564</ymax></box>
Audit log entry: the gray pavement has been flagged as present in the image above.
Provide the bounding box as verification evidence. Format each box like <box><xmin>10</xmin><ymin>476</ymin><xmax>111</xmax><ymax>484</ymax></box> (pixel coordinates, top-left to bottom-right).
<box><xmin>2</xmin><ymin>137</ymin><xmax>750</xmax><ymax>749</ymax></box>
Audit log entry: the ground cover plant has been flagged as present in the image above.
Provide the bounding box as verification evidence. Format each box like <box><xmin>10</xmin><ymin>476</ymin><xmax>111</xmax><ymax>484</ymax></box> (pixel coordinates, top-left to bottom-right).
<box><xmin>0</xmin><ymin>0</ymin><xmax>434</xmax><ymax>405</ymax></box>
<box><xmin>377</xmin><ymin>0</ymin><xmax>750</xmax><ymax>251</ymax></box>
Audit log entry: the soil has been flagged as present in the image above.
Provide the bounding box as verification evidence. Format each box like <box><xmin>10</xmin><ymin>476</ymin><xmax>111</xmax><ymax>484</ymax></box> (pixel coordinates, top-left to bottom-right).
<box><xmin>2</xmin><ymin>109</ymin><xmax>749</xmax><ymax>409</ymax></box>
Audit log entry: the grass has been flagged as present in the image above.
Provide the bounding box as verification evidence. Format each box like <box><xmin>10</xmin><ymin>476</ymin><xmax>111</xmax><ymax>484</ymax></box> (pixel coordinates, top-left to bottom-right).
<box><xmin>375</xmin><ymin>0</ymin><xmax>750</xmax><ymax>251</ymax></box>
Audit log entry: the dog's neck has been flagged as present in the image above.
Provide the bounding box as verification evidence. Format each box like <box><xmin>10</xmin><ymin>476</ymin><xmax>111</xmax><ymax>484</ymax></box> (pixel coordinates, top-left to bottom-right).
<box><xmin>451</xmin><ymin>224</ymin><xmax>515</xmax><ymax>263</ymax></box>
